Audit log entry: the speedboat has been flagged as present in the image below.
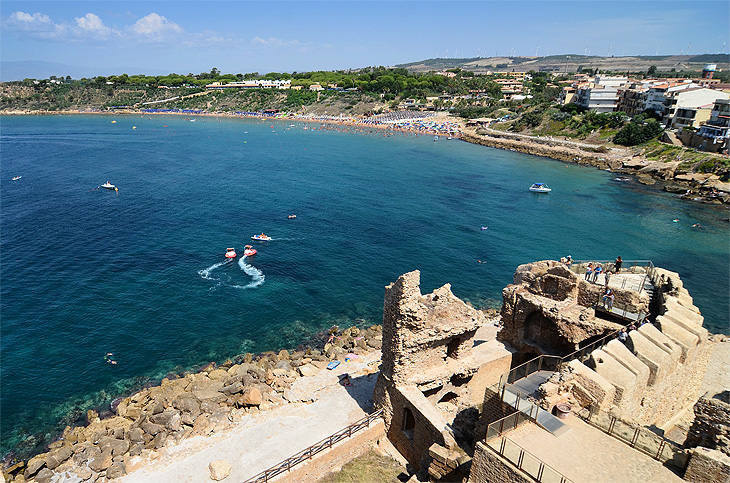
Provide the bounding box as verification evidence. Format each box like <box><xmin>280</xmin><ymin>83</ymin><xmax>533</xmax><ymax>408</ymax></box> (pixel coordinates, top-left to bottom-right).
<box><xmin>11</xmin><ymin>176</ymin><xmax>21</xmax><ymax>181</ymax></box>
<box><xmin>243</xmin><ymin>245</ymin><xmax>257</xmax><ymax>256</ymax></box>
<box><xmin>101</xmin><ymin>181</ymin><xmax>118</xmax><ymax>191</ymax></box>
<box><xmin>225</xmin><ymin>248</ymin><xmax>237</xmax><ymax>259</ymax></box>
<box><xmin>529</xmin><ymin>183</ymin><xmax>551</xmax><ymax>193</ymax></box>
<box><xmin>251</xmin><ymin>233</ymin><xmax>272</xmax><ymax>241</ymax></box>
<box><xmin>288</xmin><ymin>214</ymin><xmax>296</xmax><ymax>219</ymax></box>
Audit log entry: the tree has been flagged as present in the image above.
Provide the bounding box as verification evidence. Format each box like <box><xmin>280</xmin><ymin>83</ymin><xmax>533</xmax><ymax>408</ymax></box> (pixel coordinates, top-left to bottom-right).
<box><xmin>647</xmin><ymin>65</ymin><xmax>658</xmax><ymax>77</ymax></box>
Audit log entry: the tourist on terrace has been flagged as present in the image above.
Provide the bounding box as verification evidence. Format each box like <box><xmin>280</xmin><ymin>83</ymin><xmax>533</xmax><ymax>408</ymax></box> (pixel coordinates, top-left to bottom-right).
<box><xmin>592</xmin><ymin>264</ymin><xmax>603</xmax><ymax>283</ymax></box>
<box><xmin>614</xmin><ymin>256</ymin><xmax>623</xmax><ymax>272</ymax></box>
<box><xmin>618</xmin><ymin>328</ymin><xmax>628</xmax><ymax>343</ymax></box>
<box><xmin>585</xmin><ymin>263</ymin><xmax>593</xmax><ymax>281</ymax></box>
<box><xmin>602</xmin><ymin>288</ymin><xmax>614</xmax><ymax>310</ymax></box>
<box><xmin>604</xmin><ymin>271</ymin><xmax>612</xmax><ymax>288</ymax></box>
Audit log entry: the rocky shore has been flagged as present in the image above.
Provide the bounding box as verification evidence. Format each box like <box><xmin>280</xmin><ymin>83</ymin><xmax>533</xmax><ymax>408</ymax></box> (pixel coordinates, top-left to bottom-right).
<box><xmin>2</xmin><ymin>325</ymin><xmax>386</xmax><ymax>483</ymax></box>
<box><xmin>462</xmin><ymin>127</ymin><xmax>730</xmax><ymax>206</ymax></box>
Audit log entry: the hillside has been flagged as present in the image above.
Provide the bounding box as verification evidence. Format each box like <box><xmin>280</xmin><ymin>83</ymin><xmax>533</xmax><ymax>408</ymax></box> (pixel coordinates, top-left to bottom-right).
<box><xmin>396</xmin><ymin>54</ymin><xmax>730</xmax><ymax>75</ymax></box>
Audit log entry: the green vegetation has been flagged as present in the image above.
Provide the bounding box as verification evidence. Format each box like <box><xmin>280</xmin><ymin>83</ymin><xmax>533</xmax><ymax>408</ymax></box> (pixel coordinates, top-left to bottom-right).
<box><xmin>613</xmin><ymin>118</ymin><xmax>663</xmax><ymax>146</ymax></box>
<box><xmin>315</xmin><ymin>450</ymin><xmax>406</xmax><ymax>483</ymax></box>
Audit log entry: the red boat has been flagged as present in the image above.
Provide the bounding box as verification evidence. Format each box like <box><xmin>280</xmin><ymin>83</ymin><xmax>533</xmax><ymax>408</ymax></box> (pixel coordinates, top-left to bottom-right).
<box><xmin>243</xmin><ymin>245</ymin><xmax>257</xmax><ymax>256</ymax></box>
<box><xmin>225</xmin><ymin>248</ymin><xmax>237</xmax><ymax>259</ymax></box>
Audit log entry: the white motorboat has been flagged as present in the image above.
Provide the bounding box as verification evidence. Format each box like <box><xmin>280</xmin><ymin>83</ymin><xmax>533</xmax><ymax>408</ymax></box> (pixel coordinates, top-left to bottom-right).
<box><xmin>529</xmin><ymin>183</ymin><xmax>552</xmax><ymax>193</ymax></box>
<box><xmin>251</xmin><ymin>233</ymin><xmax>272</xmax><ymax>241</ymax></box>
<box><xmin>101</xmin><ymin>181</ymin><xmax>118</xmax><ymax>191</ymax></box>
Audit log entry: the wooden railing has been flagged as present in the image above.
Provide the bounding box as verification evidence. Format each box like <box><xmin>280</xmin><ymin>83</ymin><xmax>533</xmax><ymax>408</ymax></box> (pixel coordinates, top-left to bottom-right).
<box><xmin>241</xmin><ymin>409</ymin><xmax>383</xmax><ymax>483</ymax></box>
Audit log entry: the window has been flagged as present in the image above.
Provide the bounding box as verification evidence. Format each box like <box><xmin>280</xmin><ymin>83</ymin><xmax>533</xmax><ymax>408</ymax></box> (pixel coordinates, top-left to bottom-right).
<box><xmin>403</xmin><ymin>408</ymin><xmax>415</xmax><ymax>440</ymax></box>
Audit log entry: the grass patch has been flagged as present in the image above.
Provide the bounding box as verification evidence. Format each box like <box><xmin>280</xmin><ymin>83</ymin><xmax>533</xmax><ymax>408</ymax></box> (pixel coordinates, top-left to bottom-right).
<box><xmin>316</xmin><ymin>450</ymin><xmax>407</xmax><ymax>483</ymax></box>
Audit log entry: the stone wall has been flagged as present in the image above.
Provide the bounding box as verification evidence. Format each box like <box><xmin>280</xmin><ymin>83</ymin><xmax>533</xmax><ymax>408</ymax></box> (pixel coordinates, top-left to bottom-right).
<box><xmin>374</xmin><ymin>270</ymin><xmax>511</xmax><ymax>470</ymax></box>
<box><xmin>499</xmin><ymin>261</ymin><xmax>643</xmax><ymax>358</ymax></box>
<box><xmin>468</xmin><ymin>441</ymin><xmax>533</xmax><ymax>483</ymax></box>
<box><xmin>274</xmin><ymin>420</ymin><xmax>386</xmax><ymax>483</ymax></box>
<box><xmin>683</xmin><ymin>447</ymin><xmax>730</xmax><ymax>483</ymax></box>
<box><xmin>543</xmin><ymin>267</ymin><xmax>712</xmax><ymax>427</ymax></box>
<box><xmin>684</xmin><ymin>390</ymin><xmax>730</xmax><ymax>455</ymax></box>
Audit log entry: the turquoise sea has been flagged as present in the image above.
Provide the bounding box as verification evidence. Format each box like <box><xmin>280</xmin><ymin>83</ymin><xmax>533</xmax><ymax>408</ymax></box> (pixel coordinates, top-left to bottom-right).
<box><xmin>1</xmin><ymin>114</ymin><xmax>728</xmax><ymax>458</ymax></box>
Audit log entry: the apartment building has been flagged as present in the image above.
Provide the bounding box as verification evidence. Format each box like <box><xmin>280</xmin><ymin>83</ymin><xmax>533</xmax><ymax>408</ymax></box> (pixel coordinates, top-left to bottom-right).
<box><xmin>663</xmin><ymin>87</ymin><xmax>730</xmax><ymax>129</ymax></box>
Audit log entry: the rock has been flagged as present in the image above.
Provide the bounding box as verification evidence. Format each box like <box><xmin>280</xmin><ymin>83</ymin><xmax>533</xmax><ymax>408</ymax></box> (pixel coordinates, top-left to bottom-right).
<box><xmin>26</xmin><ymin>455</ymin><xmax>46</xmax><ymax>477</ymax></box>
<box><xmin>366</xmin><ymin>337</ymin><xmax>382</xmax><ymax>349</ymax></box>
<box><xmin>277</xmin><ymin>349</ymin><xmax>290</xmax><ymax>360</ymax></box>
<box><xmin>173</xmin><ymin>394</ymin><xmax>201</xmax><ymax>414</ymax></box>
<box><xmin>153</xmin><ymin>431</ymin><xmax>167</xmax><ymax>449</ymax></box>
<box><xmin>221</xmin><ymin>381</ymin><xmax>243</xmax><ymax>395</ymax></box>
<box><xmin>200</xmin><ymin>400</ymin><xmax>220</xmax><ymax>414</ymax></box>
<box><xmin>97</xmin><ymin>436</ymin><xmax>130</xmax><ymax>456</ymax></box>
<box><xmin>240</xmin><ymin>387</ymin><xmax>262</xmax><ymax>407</ymax></box>
<box><xmin>33</xmin><ymin>468</ymin><xmax>54</xmax><ymax>483</ymax></box>
<box><xmin>45</xmin><ymin>446</ymin><xmax>73</xmax><ymax>470</ymax></box>
<box><xmin>129</xmin><ymin>443</ymin><xmax>144</xmax><ymax>456</ymax></box>
<box><xmin>208</xmin><ymin>369</ymin><xmax>228</xmax><ymax>380</ymax></box>
<box><xmin>141</xmin><ymin>421</ymin><xmax>165</xmax><ymax>436</ymax></box>
<box><xmin>86</xmin><ymin>409</ymin><xmax>100</xmax><ymax>425</ymax></box>
<box><xmin>166</xmin><ymin>412</ymin><xmax>182</xmax><ymax>431</ymax></box>
<box><xmin>298</xmin><ymin>364</ymin><xmax>319</xmax><ymax>377</ymax></box>
<box><xmin>106</xmin><ymin>462</ymin><xmax>127</xmax><ymax>479</ymax></box>
<box><xmin>209</xmin><ymin>460</ymin><xmax>231</xmax><ymax>481</ymax></box>
<box><xmin>126</xmin><ymin>427</ymin><xmax>144</xmax><ymax>443</ymax></box>
<box><xmin>88</xmin><ymin>450</ymin><xmax>113</xmax><ymax>472</ymax></box>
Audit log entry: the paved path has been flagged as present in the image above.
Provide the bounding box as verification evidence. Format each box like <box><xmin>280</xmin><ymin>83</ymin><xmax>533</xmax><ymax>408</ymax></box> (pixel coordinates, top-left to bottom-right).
<box><xmin>502</xmin><ymin>416</ymin><xmax>685</xmax><ymax>483</ymax></box>
<box><xmin>118</xmin><ymin>351</ymin><xmax>381</xmax><ymax>483</ymax></box>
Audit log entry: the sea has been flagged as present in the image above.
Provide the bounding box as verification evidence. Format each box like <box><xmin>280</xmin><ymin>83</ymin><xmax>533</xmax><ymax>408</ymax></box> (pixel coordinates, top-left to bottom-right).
<box><xmin>1</xmin><ymin>114</ymin><xmax>728</xmax><ymax>459</ymax></box>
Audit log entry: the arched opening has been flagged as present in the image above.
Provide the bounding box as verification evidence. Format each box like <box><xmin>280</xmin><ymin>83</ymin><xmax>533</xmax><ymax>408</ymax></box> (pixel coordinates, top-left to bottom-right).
<box><xmin>524</xmin><ymin>311</ymin><xmax>575</xmax><ymax>356</ymax></box>
<box><xmin>446</xmin><ymin>337</ymin><xmax>461</xmax><ymax>359</ymax></box>
<box><xmin>450</xmin><ymin>374</ymin><xmax>472</xmax><ymax>387</ymax></box>
<box><xmin>402</xmin><ymin>407</ymin><xmax>415</xmax><ymax>440</ymax></box>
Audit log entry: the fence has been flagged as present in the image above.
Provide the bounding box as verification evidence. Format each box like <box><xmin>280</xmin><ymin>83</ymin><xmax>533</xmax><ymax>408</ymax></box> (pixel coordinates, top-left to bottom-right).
<box><xmin>576</xmin><ymin>406</ymin><xmax>689</xmax><ymax>471</ymax></box>
<box><xmin>485</xmin><ymin>436</ymin><xmax>575</xmax><ymax>483</ymax></box>
<box><xmin>500</xmin><ymin>355</ymin><xmax>562</xmax><ymax>386</ymax></box>
<box><xmin>569</xmin><ymin>259</ymin><xmax>655</xmax><ymax>293</ymax></box>
<box><xmin>241</xmin><ymin>409</ymin><xmax>383</xmax><ymax>483</ymax></box>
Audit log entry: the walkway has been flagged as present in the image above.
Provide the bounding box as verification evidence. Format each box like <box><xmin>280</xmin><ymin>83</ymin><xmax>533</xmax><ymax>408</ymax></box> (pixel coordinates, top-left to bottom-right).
<box><xmin>500</xmin><ymin>415</ymin><xmax>685</xmax><ymax>483</ymax></box>
<box><xmin>504</xmin><ymin>371</ymin><xmax>570</xmax><ymax>437</ymax></box>
<box><xmin>117</xmin><ymin>352</ymin><xmax>381</xmax><ymax>483</ymax></box>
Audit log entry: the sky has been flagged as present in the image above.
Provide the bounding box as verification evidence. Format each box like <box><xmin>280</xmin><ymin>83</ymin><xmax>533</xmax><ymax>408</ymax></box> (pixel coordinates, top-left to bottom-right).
<box><xmin>1</xmin><ymin>1</ymin><xmax>728</xmax><ymax>79</ymax></box>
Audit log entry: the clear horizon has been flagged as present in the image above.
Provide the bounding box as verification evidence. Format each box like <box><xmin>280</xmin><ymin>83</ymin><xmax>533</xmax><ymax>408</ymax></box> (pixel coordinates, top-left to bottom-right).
<box><xmin>1</xmin><ymin>0</ymin><xmax>729</xmax><ymax>79</ymax></box>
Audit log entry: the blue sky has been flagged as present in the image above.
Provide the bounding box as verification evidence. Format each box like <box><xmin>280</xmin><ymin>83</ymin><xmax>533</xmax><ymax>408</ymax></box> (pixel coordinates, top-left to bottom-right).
<box><xmin>1</xmin><ymin>1</ymin><xmax>728</xmax><ymax>77</ymax></box>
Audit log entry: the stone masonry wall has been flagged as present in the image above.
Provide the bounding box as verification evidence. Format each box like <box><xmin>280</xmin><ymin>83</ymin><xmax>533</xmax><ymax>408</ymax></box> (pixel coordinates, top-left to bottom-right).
<box><xmin>684</xmin><ymin>390</ymin><xmax>730</xmax><ymax>455</ymax></box>
<box><xmin>468</xmin><ymin>441</ymin><xmax>533</xmax><ymax>483</ymax></box>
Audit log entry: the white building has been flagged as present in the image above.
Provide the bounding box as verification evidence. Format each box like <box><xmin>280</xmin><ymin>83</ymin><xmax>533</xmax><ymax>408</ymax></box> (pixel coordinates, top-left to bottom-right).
<box><xmin>664</xmin><ymin>87</ymin><xmax>730</xmax><ymax>129</ymax></box>
<box><xmin>573</xmin><ymin>76</ymin><xmax>629</xmax><ymax>113</ymax></box>
<box><xmin>697</xmin><ymin>98</ymin><xmax>730</xmax><ymax>141</ymax></box>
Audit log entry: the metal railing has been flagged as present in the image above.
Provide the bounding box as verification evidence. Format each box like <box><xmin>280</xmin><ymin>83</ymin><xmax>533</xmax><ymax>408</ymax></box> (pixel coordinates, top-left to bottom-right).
<box><xmin>577</xmin><ymin>406</ymin><xmax>689</xmax><ymax>471</ymax></box>
<box><xmin>500</xmin><ymin>355</ymin><xmax>562</xmax><ymax>386</ymax></box>
<box><xmin>486</xmin><ymin>405</ymin><xmax>540</xmax><ymax>441</ymax></box>
<box><xmin>241</xmin><ymin>409</ymin><xmax>383</xmax><ymax>483</ymax></box>
<box><xmin>485</xmin><ymin>436</ymin><xmax>575</xmax><ymax>483</ymax></box>
<box><xmin>569</xmin><ymin>259</ymin><xmax>655</xmax><ymax>293</ymax></box>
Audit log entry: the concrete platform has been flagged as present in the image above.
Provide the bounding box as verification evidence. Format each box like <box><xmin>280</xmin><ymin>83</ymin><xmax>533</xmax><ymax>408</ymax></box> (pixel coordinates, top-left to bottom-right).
<box><xmin>494</xmin><ymin>415</ymin><xmax>685</xmax><ymax>483</ymax></box>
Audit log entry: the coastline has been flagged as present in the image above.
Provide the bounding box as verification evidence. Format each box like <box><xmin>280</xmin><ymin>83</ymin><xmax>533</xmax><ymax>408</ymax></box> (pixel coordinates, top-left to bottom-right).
<box><xmin>3</xmin><ymin>107</ymin><xmax>728</xmax><ymax>206</ymax></box>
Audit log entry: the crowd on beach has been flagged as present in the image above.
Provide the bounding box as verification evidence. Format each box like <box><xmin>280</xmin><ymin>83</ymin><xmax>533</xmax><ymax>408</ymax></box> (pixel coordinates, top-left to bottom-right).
<box><xmin>132</xmin><ymin>107</ymin><xmax>463</xmax><ymax>138</ymax></box>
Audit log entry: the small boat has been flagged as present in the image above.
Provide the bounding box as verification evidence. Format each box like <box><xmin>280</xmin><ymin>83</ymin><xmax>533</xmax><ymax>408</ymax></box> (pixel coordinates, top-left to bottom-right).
<box><xmin>225</xmin><ymin>248</ymin><xmax>237</xmax><ymax>259</ymax></box>
<box><xmin>101</xmin><ymin>181</ymin><xmax>118</xmax><ymax>191</ymax></box>
<box><xmin>251</xmin><ymin>233</ymin><xmax>272</xmax><ymax>241</ymax></box>
<box><xmin>434</xmin><ymin>136</ymin><xmax>439</xmax><ymax>141</ymax></box>
<box><xmin>481</xmin><ymin>226</ymin><xmax>488</xmax><ymax>230</ymax></box>
<box><xmin>288</xmin><ymin>214</ymin><xmax>296</xmax><ymax>219</ymax></box>
<box><xmin>243</xmin><ymin>245</ymin><xmax>257</xmax><ymax>256</ymax></box>
<box><xmin>12</xmin><ymin>176</ymin><xmax>22</xmax><ymax>181</ymax></box>
<box><xmin>529</xmin><ymin>183</ymin><xmax>552</xmax><ymax>193</ymax></box>
<box><xmin>613</xmin><ymin>177</ymin><xmax>631</xmax><ymax>182</ymax></box>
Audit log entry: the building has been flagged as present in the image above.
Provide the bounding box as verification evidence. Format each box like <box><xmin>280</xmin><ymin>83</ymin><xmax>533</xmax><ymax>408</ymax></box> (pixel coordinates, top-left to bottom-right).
<box><xmin>662</xmin><ymin>87</ymin><xmax>729</xmax><ymax>128</ymax></box>
<box><xmin>691</xmin><ymin>98</ymin><xmax>730</xmax><ymax>153</ymax></box>
<box><xmin>644</xmin><ymin>81</ymin><xmax>696</xmax><ymax>116</ymax></box>
<box><xmin>572</xmin><ymin>76</ymin><xmax>629</xmax><ymax>113</ymax></box>
<box><xmin>205</xmin><ymin>79</ymin><xmax>292</xmax><ymax>90</ymax></box>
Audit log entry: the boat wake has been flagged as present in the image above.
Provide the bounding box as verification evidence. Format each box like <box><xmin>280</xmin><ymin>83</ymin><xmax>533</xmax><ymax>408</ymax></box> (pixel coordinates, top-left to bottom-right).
<box><xmin>198</xmin><ymin>257</ymin><xmax>264</xmax><ymax>290</ymax></box>
<box><xmin>237</xmin><ymin>255</ymin><xmax>265</xmax><ymax>289</ymax></box>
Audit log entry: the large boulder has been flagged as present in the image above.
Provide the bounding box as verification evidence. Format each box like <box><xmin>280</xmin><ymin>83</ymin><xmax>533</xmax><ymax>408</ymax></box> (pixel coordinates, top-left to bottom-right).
<box><xmin>98</xmin><ymin>436</ymin><xmax>130</xmax><ymax>456</ymax></box>
<box><xmin>45</xmin><ymin>446</ymin><xmax>73</xmax><ymax>470</ymax></box>
<box><xmin>209</xmin><ymin>459</ymin><xmax>231</xmax><ymax>481</ymax></box>
<box><xmin>240</xmin><ymin>387</ymin><xmax>262</xmax><ymax>407</ymax></box>
<box><xmin>34</xmin><ymin>468</ymin><xmax>54</xmax><ymax>483</ymax></box>
<box><xmin>88</xmin><ymin>450</ymin><xmax>113</xmax><ymax>472</ymax></box>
